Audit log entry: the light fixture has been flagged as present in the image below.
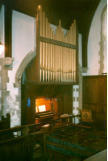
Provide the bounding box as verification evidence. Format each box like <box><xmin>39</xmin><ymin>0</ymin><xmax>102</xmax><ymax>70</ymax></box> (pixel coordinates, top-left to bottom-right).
<box><xmin>0</xmin><ymin>42</ymin><xmax>4</xmax><ymax>55</ymax></box>
<box><xmin>38</xmin><ymin>5</ymin><xmax>41</xmax><ymax>10</ymax></box>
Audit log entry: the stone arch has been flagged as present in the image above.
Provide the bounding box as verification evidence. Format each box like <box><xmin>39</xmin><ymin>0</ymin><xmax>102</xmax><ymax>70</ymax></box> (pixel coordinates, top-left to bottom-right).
<box><xmin>98</xmin><ymin>6</ymin><xmax>107</xmax><ymax>74</ymax></box>
<box><xmin>14</xmin><ymin>50</ymin><xmax>36</xmax><ymax>87</ymax></box>
<box><xmin>87</xmin><ymin>0</ymin><xmax>107</xmax><ymax>75</ymax></box>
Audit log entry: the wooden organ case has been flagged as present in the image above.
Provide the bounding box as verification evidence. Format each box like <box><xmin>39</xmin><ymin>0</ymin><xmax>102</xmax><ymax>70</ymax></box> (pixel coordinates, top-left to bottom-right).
<box><xmin>27</xmin><ymin>5</ymin><xmax>78</xmax><ymax>84</ymax></box>
<box><xmin>22</xmin><ymin>6</ymin><xmax>79</xmax><ymax>124</ymax></box>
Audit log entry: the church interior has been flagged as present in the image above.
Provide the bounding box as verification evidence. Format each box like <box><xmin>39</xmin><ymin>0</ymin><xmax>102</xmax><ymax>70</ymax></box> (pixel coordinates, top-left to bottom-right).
<box><xmin>0</xmin><ymin>0</ymin><xmax>107</xmax><ymax>161</ymax></box>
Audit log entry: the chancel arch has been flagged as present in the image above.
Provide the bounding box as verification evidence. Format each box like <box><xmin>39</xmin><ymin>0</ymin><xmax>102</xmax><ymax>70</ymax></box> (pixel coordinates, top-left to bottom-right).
<box><xmin>98</xmin><ymin>6</ymin><xmax>107</xmax><ymax>74</ymax></box>
<box><xmin>15</xmin><ymin>50</ymin><xmax>36</xmax><ymax>87</ymax></box>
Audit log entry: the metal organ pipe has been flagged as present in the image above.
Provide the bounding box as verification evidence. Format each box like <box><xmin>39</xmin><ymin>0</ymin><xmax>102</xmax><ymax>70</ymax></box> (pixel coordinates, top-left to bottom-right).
<box><xmin>37</xmin><ymin>6</ymin><xmax>77</xmax><ymax>83</ymax></box>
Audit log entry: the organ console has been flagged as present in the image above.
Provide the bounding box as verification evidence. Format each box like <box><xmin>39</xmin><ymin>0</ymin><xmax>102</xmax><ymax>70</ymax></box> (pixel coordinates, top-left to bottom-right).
<box><xmin>35</xmin><ymin>111</ymin><xmax>56</xmax><ymax>123</ymax></box>
<box><xmin>35</xmin><ymin>5</ymin><xmax>78</xmax><ymax>84</ymax></box>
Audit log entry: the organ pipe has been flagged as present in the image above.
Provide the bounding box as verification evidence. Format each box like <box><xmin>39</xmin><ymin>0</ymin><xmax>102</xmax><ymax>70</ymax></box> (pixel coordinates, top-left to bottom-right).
<box><xmin>37</xmin><ymin>6</ymin><xmax>77</xmax><ymax>83</ymax></box>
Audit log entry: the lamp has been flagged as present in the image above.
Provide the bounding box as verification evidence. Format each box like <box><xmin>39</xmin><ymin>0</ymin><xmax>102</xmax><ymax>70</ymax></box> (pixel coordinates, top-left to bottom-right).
<box><xmin>0</xmin><ymin>42</ymin><xmax>4</xmax><ymax>55</ymax></box>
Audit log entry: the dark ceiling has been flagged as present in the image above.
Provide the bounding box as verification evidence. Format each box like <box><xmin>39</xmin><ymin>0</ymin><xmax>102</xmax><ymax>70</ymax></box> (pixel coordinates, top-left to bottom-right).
<box><xmin>1</xmin><ymin>0</ymin><xmax>101</xmax><ymax>66</ymax></box>
<box><xmin>2</xmin><ymin>0</ymin><xmax>100</xmax><ymax>31</ymax></box>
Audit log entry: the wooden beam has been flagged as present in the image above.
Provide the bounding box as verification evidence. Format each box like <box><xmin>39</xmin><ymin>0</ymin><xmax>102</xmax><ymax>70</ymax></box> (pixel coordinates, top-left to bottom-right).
<box><xmin>4</xmin><ymin>1</ymin><xmax>12</xmax><ymax>57</ymax></box>
<box><xmin>40</xmin><ymin>36</ymin><xmax>77</xmax><ymax>49</ymax></box>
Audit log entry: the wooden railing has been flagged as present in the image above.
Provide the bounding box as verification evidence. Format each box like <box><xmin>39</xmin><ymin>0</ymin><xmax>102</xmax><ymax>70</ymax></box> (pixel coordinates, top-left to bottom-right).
<box><xmin>0</xmin><ymin>114</ymin><xmax>81</xmax><ymax>161</ymax></box>
<box><xmin>0</xmin><ymin>123</ymin><xmax>45</xmax><ymax>161</ymax></box>
<box><xmin>0</xmin><ymin>113</ymin><xmax>10</xmax><ymax>130</ymax></box>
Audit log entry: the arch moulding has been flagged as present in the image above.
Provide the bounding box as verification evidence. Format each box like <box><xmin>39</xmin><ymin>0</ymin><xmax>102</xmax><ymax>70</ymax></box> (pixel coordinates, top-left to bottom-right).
<box><xmin>14</xmin><ymin>50</ymin><xmax>36</xmax><ymax>87</ymax></box>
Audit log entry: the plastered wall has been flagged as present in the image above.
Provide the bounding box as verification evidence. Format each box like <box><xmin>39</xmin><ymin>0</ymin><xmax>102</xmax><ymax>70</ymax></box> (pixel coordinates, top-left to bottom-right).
<box><xmin>12</xmin><ymin>10</ymin><xmax>36</xmax><ymax>72</ymax></box>
<box><xmin>0</xmin><ymin>10</ymin><xmax>36</xmax><ymax>127</ymax></box>
<box><xmin>8</xmin><ymin>11</ymin><xmax>36</xmax><ymax>127</ymax></box>
<box><xmin>87</xmin><ymin>0</ymin><xmax>107</xmax><ymax>75</ymax></box>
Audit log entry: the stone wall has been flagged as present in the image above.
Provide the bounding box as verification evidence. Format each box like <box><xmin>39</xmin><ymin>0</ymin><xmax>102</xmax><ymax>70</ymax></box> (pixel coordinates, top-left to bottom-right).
<box><xmin>0</xmin><ymin>58</ymin><xmax>13</xmax><ymax>119</ymax></box>
<box><xmin>6</xmin><ymin>51</ymin><xmax>35</xmax><ymax>127</ymax></box>
<box><xmin>0</xmin><ymin>50</ymin><xmax>35</xmax><ymax>127</ymax></box>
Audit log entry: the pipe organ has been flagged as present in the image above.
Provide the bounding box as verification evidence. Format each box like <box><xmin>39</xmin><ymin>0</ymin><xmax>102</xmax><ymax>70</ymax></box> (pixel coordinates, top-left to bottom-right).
<box><xmin>36</xmin><ymin>5</ymin><xmax>78</xmax><ymax>83</ymax></box>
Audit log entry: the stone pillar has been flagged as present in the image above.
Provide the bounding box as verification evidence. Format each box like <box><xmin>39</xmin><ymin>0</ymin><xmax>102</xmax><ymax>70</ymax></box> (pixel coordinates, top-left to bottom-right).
<box><xmin>0</xmin><ymin>57</ymin><xmax>13</xmax><ymax>120</ymax></box>
<box><xmin>73</xmin><ymin>85</ymin><xmax>80</xmax><ymax>123</ymax></box>
<box><xmin>0</xmin><ymin>57</ymin><xmax>21</xmax><ymax>128</ymax></box>
<box><xmin>6</xmin><ymin>82</ymin><xmax>21</xmax><ymax>127</ymax></box>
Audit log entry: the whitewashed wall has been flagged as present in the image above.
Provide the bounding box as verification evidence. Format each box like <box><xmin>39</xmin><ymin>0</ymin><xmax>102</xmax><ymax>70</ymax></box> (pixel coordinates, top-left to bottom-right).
<box><xmin>7</xmin><ymin>10</ymin><xmax>36</xmax><ymax>94</ymax></box>
<box><xmin>12</xmin><ymin>10</ymin><xmax>36</xmax><ymax>72</ymax></box>
<box><xmin>87</xmin><ymin>0</ymin><xmax>107</xmax><ymax>75</ymax></box>
<box><xmin>6</xmin><ymin>11</ymin><xmax>36</xmax><ymax>127</ymax></box>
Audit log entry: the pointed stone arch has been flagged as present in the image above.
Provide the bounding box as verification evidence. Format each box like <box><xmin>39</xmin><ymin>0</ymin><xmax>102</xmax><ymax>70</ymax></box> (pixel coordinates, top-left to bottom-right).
<box><xmin>98</xmin><ymin>6</ymin><xmax>107</xmax><ymax>74</ymax></box>
<box><xmin>14</xmin><ymin>50</ymin><xmax>36</xmax><ymax>87</ymax></box>
<box><xmin>5</xmin><ymin>50</ymin><xmax>36</xmax><ymax>127</ymax></box>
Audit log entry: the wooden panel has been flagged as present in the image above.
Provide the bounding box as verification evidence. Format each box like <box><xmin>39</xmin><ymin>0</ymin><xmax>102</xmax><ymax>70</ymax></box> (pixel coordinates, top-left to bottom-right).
<box><xmin>21</xmin><ymin>81</ymin><xmax>73</xmax><ymax>124</ymax></box>
<box><xmin>5</xmin><ymin>3</ymin><xmax>12</xmax><ymax>57</ymax></box>
<box><xmin>39</xmin><ymin>36</ymin><xmax>76</xmax><ymax>49</ymax></box>
<box><xmin>83</xmin><ymin>75</ymin><xmax>107</xmax><ymax>127</ymax></box>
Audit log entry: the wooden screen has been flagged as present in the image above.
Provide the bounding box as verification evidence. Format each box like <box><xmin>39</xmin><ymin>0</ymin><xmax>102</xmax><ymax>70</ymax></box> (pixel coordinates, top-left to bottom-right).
<box><xmin>83</xmin><ymin>75</ymin><xmax>107</xmax><ymax>128</ymax></box>
<box><xmin>36</xmin><ymin>5</ymin><xmax>78</xmax><ymax>83</ymax></box>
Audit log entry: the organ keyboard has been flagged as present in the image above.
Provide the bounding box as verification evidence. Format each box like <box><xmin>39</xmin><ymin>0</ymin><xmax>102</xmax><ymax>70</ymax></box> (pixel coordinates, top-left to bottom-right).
<box><xmin>35</xmin><ymin>111</ymin><xmax>56</xmax><ymax>123</ymax></box>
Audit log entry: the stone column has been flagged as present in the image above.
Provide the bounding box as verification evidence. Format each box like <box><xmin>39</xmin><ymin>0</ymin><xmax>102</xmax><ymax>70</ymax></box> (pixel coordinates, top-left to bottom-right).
<box><xmin>0</xmin><ymin>57</ymin><xmax>13</xmax><ymax>120</ymax></box>
<box><xmin>0</xmin><ymin>57</ymin><xmax>21</xmax><ymax>128</ymax></box>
